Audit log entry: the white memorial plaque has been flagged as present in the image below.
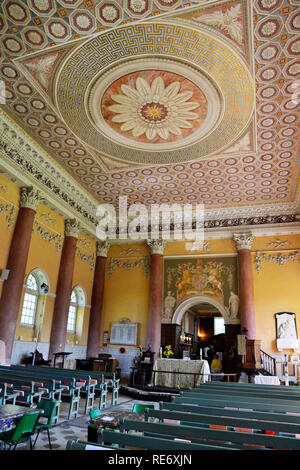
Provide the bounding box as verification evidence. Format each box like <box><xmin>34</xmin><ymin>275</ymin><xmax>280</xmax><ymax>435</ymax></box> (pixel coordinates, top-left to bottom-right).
<box><xmin>110</xmin><ymin>322</ymin><xmax>138</xmax><ymax>345</ymax></box>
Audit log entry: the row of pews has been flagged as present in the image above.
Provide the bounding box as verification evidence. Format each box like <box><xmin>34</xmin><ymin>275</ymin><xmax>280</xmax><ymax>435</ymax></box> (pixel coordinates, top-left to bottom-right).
<box><xmin>67</xmin><ymin>380</ymin><xmax>300</xmax><ymax>450</ymax></box>
<box><xmin>0</xmin><ymin>364</ymin><xmax>120</xmax><ymax>422</ymax></box>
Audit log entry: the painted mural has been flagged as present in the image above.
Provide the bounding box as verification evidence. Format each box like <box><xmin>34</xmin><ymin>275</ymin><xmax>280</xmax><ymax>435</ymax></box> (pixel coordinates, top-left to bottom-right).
<box><xmin>163</xmin><ymin>257</ymin><xmax>238</xmax><ymax>323</ymax></box>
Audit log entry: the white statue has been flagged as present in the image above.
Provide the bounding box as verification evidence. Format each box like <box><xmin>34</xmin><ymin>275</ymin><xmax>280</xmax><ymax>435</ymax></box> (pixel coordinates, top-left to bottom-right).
<box><xmin>228</xmin><ymin>291</ymin><xmax>239</xmax><ymax>318</ymax></box>
<box><xmin>163</xmin><ymin>291</ymin><xmax>176</xmax><ymax>322</ymax></box>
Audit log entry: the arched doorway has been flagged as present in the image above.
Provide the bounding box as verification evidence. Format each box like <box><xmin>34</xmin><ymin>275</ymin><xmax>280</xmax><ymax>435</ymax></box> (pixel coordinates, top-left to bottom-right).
<box><xmin>171</xmin><ymin>295</ymin><xmax>240</xmax><ymax>373</ymax></box>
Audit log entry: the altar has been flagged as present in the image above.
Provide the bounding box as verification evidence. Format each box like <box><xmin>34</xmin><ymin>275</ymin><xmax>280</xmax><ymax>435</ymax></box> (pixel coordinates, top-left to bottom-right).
<box><xmin>152</xmin><ymin>358</ymin><xmax>210</xmax><ymax>388</ymax></box>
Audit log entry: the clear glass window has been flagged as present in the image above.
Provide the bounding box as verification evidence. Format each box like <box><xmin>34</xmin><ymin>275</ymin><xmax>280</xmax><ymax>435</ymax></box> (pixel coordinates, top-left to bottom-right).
<box><xmin>67</xmin><ymin>290</ymin><xmax>77</xmax><ymax>332</ymax></box>
<box><xmin>20</xmin><ymin>274</ymin><xmax>39</xmax><ymax>326</ymax></box>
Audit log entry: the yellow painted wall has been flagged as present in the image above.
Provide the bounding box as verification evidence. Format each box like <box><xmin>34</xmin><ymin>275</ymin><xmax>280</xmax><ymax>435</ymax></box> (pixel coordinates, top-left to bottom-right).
<box><xmin>101</xmin><ymin>243</ymin><xmax>150</xmax><ymax>350</ymax></box>
<box><xmin>252</xmin><ymin>234</ymin><xmax>300</xmax><ymax>355</ymax></box>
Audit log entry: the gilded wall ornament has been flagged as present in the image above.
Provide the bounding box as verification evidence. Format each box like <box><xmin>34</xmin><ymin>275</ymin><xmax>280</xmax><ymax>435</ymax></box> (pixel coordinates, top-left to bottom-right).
<box><xmin>232</xmin><ymin>232</ymin><xmax>254</xmax><ymax>251</ymax></box>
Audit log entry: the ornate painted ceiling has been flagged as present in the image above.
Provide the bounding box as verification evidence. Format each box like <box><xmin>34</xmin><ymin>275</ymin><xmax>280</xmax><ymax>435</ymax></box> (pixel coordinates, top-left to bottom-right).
<box><xmin>0</xmin><ymin>0</ymin><xmax>299</xmax><ymax>230</ymax></box>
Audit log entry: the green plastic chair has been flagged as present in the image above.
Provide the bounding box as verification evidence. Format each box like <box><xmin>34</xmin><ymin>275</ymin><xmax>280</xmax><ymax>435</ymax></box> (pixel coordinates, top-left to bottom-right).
<box><xmin>0</xmin><ymin>411</ymin><xmax>41</xmax><ymax>450</ymax></box>
<box><xmin>132</xmin><ymin>403</ymin><xmax>155</xmax><ymax>414</ymax></box>
<box><xmin>33</xmin><ymin>399</ymin><xmax>57</xmax><ymax>450</ymax></box>
<box><xmin>89</xmin><ymin>408</ymin><xmax>101</xmax><ymax>420</ymax></box>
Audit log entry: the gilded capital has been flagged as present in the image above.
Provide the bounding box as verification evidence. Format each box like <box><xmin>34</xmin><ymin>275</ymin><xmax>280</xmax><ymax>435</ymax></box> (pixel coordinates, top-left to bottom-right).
<box><xmin>233</xmin><ymin>232</ymin><xmax>254</xmax><ymax>251</ymax></box>
<box><xmin>96</xmin><ymin>240</ymin><xmax>110</xmax><ymax>258</ymax></box>
<box><xmin>20</xmin><ymin>186</ymin><xmax>44</xmax><ymax>211</ymax></box>
<box><xmin>65</xmin><ymin>218</ymin><xmax>80</xmax><ymax>239</ymax></box>
<box><xmin>147</xmin><ymin>239</ymin><xmax>166</xmax><ymax>255</ymax></box>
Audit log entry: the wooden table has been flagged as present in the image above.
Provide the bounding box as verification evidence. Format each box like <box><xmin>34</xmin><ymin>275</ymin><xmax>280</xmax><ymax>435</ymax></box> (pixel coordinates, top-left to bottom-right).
<box><xmin>0</xmin><ymin>404</ymin><xmax>41</xmax><ymax>433</ymax></box>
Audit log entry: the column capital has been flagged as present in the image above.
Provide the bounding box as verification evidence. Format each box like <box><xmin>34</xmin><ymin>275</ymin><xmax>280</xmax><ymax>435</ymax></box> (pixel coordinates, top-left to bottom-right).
<box><xmin>20</xmin><ymin>186</ymin><xmax>44</xmax><ymax>211</ymax></box>
<box><xmin>147</xmin><ymin>239</ymin><xmax>166</xmax><ymax>256</ymax></box>
<box><xmin>96</xmin><ymin>240</ymin><xmax>110</xmax><ymax>258</ymax></box>
<box><xmin>233</xmin><ymin>232</ymin><xmax>254</xmax><ymax>251</ymax></box>
<box><xmin>64</xmin><ymin>218</ymin><xmax>80</xmax><ymax>239</ymax></box>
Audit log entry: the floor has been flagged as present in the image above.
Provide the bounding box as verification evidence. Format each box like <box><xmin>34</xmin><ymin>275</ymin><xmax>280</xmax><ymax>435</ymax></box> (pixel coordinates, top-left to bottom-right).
<box><xmin>12</xmin><ymin>387</ymin><xmax>155</xmax><ymax>451</ymax></box>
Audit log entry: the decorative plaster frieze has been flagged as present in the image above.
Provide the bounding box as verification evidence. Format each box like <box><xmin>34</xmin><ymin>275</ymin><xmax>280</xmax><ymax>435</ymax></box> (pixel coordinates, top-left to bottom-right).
<box><xmin>254</xmin><ymin>250</ymin><xmax>300</xmax><ymax>275</ymax></box>
<box><xmin>147</xmin><ymin>239</ymin><xmax>166</xmax><ymax>255</ymax></box>
<box><xmin>76</xmin><ymin>248</ymin><xmax>95</xmax><ymax>273</ymax></box>
<box><xmin>33</xmin><ymin>220</ymin><xmax>63</xmax><ymax>256</ymax></box>
<box><xmin>65</xmin><ymin>218</ymin><xmax>80</xmax><ymax>239</ymax></box>
<box><xmin>108</xmin><ymin>257</ymin><xmax>150</xmax><ymax>278</ymax></box>
<box><xmin>232</xmin><ymin>232</ymin><xmax>254</xmax><ymax>251</ymax></box>
<box><xmin>96</xmin><ymin>240</ymin><xmax>111</xmax><ymax>258</ymax></box>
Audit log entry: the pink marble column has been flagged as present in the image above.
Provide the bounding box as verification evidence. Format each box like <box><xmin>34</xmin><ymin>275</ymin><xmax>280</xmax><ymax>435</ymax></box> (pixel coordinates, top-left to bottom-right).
<box><xmin>0</xmin><ymin>187</ymin><xmax>43</xmax><ymax>363</ymax></box>
<box><xmin>86</xmin><ymin>241</ymin><xmax>110</xmax><ymax>359</ymax></box>
<box><xmin>147</xmin><ymin>240</ymin><xmax>165</xmax><ymax>360</ymax></box>
<box><xmin>48</xmin><ymin>219</ymin><xmax>80</xmax><ymax>361</ymax></box>
<box><xmin>233</xmin><ymin>232</ymin><xmax>256</xmax><ymax>340</ymax></box>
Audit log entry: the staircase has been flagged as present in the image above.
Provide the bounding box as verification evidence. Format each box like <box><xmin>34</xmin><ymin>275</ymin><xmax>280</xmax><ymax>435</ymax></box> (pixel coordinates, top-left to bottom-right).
<box><xmin>259</xmin><ymin>350</ymin><xmax>277</xmax><ymax>376</ymax></box>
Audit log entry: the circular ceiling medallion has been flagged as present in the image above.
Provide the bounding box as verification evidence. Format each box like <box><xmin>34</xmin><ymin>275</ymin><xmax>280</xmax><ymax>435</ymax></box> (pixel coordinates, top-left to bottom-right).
<box><xmin>87</xmin><ymin>59</ymin><xmax>221</xmax><ymax>151</ymax></box>
<box><xmin>55</xmin><ymin>22</ymin><xmax>254</xmax><ymax>165</ymax></box>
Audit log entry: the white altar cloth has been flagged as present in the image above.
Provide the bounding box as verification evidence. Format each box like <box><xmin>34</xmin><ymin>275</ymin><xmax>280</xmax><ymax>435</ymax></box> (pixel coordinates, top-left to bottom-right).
<box><xmin>152</xmin><ymin>358</ymin><xmax>210</xmax><ymax>388</ymax></box>
<box><xmin>254</xmin><ymin>375</ymin><xmax>280</xmax><ymax>385</ymax></box>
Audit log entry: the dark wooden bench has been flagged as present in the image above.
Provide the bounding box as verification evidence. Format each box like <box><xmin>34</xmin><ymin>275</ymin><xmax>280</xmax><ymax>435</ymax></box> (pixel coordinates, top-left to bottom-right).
<box><xmin>145</xmin><ymin>408</ymin><xmax>300</xmax><ymax>436</ymax></box>
<box><xmin>173</xmin><ymin>394</ymin><xmax>300</xmax><ymax>414</ymax></box>
<box><xmin>117</xmin><ymin>418</ymin><xmax>300</xmax><ymax>449</ymax></box>
<box><xmin>100</xmin><ymin>428</ymin><xmax>240</xmax><ymax>450</ymax></box>
<box><xmin>159</xmin><ymin>401</ymin><xmax>300</xmax><ymax>425</ymax></box>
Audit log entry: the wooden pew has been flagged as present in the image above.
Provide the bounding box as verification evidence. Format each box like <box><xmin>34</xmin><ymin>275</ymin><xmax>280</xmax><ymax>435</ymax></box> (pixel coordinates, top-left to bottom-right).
<box><xmin>159</xmin><ymin>402</ymin><xmax>300</xmax><ymax>425</ymax></box>
<box><xmin>12</xmin><ymin>365</ymin><xmax>113</xmax><ymax>407</ymax></box>
<box><xmin>198</xmin><ymin>382</ymin><xmax>300</xmax><ymax>396</ymax></box>
<box><xmin>173</xmin><ymin>394</ymin><xmax>300</xmax><ymax>414</ymax></box>
<box><xmin>145</xmin><ymin>408</ymin><xmax>300</xmax><ymax>436</ymax></box>
<box><xmin>117</xmin><ymin>418</ymin><xmax>300</xmax><ymax>450</ymax></box>
<box><xmin>99</xmin><ymin>428</ymin><xmax>240</xmax><ymax>450</ymax></box>
<box><xmin>66</xmin><ymin>439</ymin><xmax>119</xmax><ymax>450</ymax></box>
<box><xmin>0</xmin><ymin>366</ymin><xmax>95</xmax><ymax>417</ymax></box>
<box><xmin>182</xmin><ymin>388</ymin><xmax>300</xmax><ymax>402</ymax></box>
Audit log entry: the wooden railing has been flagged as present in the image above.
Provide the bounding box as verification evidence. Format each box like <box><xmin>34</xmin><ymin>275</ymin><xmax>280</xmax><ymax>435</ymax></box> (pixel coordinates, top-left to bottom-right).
<box><xmin>260</xmin><ymin>349</ymin><xmax>277</xmax><ymax>376</ymax></box>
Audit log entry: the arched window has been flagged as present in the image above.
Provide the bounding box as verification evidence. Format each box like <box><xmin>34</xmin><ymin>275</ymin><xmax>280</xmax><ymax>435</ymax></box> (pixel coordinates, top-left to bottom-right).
<box><xmin>20</xmin><ymin>273</ymin><xmax>39</xmax><ymax>325</ymax></box>
<box><xmin>67</xmin><ymin>286</ymin><xmax>86</xmax><ymax>335</ymax></box>
<box><xmin>67</xmin><ymin>290</ymin><xmax>78</xmax><ymax>333</ymax></box>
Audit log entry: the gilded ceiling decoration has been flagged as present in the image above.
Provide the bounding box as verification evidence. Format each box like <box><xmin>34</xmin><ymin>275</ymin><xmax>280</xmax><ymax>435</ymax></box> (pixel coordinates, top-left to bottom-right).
<box><xmin>0</xmin><ymin>0</ymin><xmax>299</xmax><ymax>217</ymax></box>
